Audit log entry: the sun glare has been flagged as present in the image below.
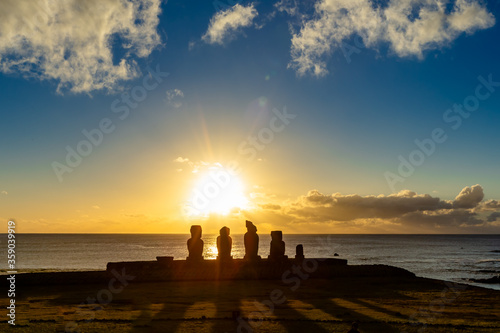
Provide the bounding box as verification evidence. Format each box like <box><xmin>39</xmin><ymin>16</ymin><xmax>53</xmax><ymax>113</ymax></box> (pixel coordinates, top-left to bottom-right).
<box><xmin>187</xmin><ymin>166</ymin><xmax>249</xmax><ymax>216</ymax></box>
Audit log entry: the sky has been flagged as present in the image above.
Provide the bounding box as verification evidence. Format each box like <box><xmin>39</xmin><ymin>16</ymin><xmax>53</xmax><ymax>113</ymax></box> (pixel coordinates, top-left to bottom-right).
<box><xmin>1</xmin><ymin>0</ymin><xmax>500</xmax><ymax>234</ymax></box>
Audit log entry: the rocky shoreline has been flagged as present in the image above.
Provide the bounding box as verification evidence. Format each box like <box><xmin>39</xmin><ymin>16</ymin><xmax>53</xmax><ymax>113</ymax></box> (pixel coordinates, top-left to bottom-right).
<box><xmin>471</xmin><ymin>275</ymin><xmax>500</xmax><ymax>284</ymax></box>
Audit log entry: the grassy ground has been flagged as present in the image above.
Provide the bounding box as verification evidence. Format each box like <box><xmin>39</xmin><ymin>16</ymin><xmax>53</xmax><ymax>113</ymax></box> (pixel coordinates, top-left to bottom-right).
<box><xmin>1</xmin><ymin>276</ymin><xmax>499</xmax><ymax>332</ymax></box>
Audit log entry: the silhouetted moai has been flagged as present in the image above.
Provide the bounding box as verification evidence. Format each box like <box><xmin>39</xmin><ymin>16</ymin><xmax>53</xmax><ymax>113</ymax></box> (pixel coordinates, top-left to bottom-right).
<box><xmin>244</xmin><ymin>220</ymin><xmax>261</xmax><ymax>260</ymax></box>
<box><xmin>217</xmin><ymin>226</ymin><xmax>232</xmax><ymax>260</ymax></box>
<box><xmin>268</xmin><ymin>230</ymin><xmax>287</xmax><ymax>261</ymax></box>
<box><xmin>187</xmin><ymin>225</ymin><xmax>204</xmax><ymax>261</ymax></box>
<box><xmin>295</xmin><ymin>244</ymin><xmax>304</xmax><ymax>261</ymax></box>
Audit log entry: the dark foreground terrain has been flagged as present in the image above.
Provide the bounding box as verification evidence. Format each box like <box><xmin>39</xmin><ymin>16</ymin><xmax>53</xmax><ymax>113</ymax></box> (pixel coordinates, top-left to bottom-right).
<box><xmin>1</xmin><ymin>268</ymin><xmax>499</xmax><ymax>332</ymax></box>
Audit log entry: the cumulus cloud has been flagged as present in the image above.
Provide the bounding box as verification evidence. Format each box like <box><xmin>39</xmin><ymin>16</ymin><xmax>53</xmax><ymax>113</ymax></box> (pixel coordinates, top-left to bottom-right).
<box><xmin>393</xmin><ymin>208</ymin><xmax>483</xmax><ymax>227</ymax></box>
<box><xmin>480</xmin><ymin>199</ymin><xmax>500</xmax><ymax>210</ymax></box>
<box><xmin>0</xmin><ymin>0</ymin><xmax>162</xmax><ymax>94</ymax></box>
<box><xmin>202</xmin><ymin>3</ymin><xmax>258</xmax><ymax>45</ymax></box>
<box><xmin>453</xmin><ymin>184</ymin><xmax>484</xmax><ymax>208</ymax></box>
<box><xmin>289</xmin><ymin>0</ymin><xmax>495</xmax><ymax>77</ymax></box>
<box><xmin>284</xmin><ymin>188</ymin><xmax>452</xmax><ymax>222</ymax></box>
<box><xmin>260</xmin><ymin>184</ymin><xmax>500</xmax><ymax>230</ymax></box>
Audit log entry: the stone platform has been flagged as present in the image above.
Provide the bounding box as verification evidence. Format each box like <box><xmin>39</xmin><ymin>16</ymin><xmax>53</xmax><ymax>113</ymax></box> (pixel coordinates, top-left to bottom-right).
<box><xmin>7</xmin><ymin>257</ymin><xmax>417</xmax><ymax>287</ymax></box>
<box><xmin>106</xmin><ymin>257</ymin><xmax>348</xmax><ymax>282</ymax></box>
<box><xmin>103</xmin><ymin>256</ymin><xmax>418</xmax><ymax>283</ymax></box>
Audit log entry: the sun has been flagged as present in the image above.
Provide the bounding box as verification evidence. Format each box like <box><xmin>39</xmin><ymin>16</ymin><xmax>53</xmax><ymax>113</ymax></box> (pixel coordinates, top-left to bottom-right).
<box><xmin>186</xmin><ymin>166</ymin><xmax>249</xmax><ymax>216</ymax></box>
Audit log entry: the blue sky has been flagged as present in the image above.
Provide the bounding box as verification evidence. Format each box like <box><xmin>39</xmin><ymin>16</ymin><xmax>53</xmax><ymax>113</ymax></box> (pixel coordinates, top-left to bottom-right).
<box><xmin>1</xmin><ymin>0</ymin><xmax>500</xmax><ymax>233</ymax></box>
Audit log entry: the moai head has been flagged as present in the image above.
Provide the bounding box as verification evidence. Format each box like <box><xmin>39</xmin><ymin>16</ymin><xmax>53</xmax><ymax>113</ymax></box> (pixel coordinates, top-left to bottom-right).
<box><xmin>246</xmin><ymin>220</ymin><xmax>257</xmax><ymax>233</ymax></box>
<box><xmin>271</xmin><ymin>230</ymin><xmax>282</xmax><ymax>242</ymax></box>
<box><xmin>296</xmin><ymin>244</ymin><xmax>304</xmax><ymax>257</ymax></box>
<box><xmin>220</xmin><ymin>226</ymin><xmax>230</xmax><ymax>237</ymax></box>
<box><xmin>190</xmin><ymin>225</ymin><xmax>202</xmax><ymax>239</ymax></box>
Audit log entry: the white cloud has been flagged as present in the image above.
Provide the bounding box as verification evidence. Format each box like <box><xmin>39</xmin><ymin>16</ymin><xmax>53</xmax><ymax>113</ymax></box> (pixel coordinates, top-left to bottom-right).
<box><xmin>448</xmin><ymin>0</ymin><xmax>496</xmax><ymax>32</ymax></box>
<box><xmin>166</xmin><ymin>89</ymin><xmax>184</xmax><ymax>108</ymax></box>
<box><xmin>289</xmin><ymin>0</ymin><xmax>495</xmax><ymax>77</ymax></box>
<box><xmin>92</xmin><ymin>205</ymin><xmax>101</xmax><ymax>210</ymax></box>
<box><xmin>202</xmin><ymin>3</ymin><xmax>258</xmax><ymax>45</ymax></box>
<box><xmin>275</xmin><ymin>0</ymin><xmax>299</xmax><ymax>16</ymax></box>
<box><xmin>173</xmin><ymin>157</ymin><xmax>229</xmax><ymax>175</ymax></box>
<box><xmin>1</xmin><ymin>190</ymin><xmax>7</xmax><ymax>195</ymax></box>
<box><xmin>0</xmin><ymin>0</ymin><xmax>162</xmax><ymax>94</ymax></box>
<box><xmin>173</xmin><ymin>157</ymin><xmax>189</xmax><ymax>163</ymax></box>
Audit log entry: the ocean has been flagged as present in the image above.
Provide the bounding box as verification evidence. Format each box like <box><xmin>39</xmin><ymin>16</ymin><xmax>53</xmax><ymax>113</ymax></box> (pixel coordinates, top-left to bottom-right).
<box><xmin>1</xmin><ymin>234</ymin><xmax>499</xmax><ymax>290</ymax></box>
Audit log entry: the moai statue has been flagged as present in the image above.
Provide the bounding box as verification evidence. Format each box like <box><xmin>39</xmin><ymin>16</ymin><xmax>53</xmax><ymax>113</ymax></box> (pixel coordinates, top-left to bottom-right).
<box><xmin>295</xmin><ymin>244</ymin><xmax>305</xmax><ymax>261</ymax></box>
<box><xmin>187</xmin><ymin>225</ymin><xmax>204</xmax><ymax>261</ymax></box>
<box><xmin>268</xmin><ymin>230</ymin><xmax>287</xmax><ymax>261</ymax></box>
<box><xmin>244</xmin><ymin>220</ymin><xmax>261</xmax><ymax>260</ymax></box>
<box><xmin>217</xmin><ymin>226</ymin><xmax>233</xmax><ymax>261</ymax></box>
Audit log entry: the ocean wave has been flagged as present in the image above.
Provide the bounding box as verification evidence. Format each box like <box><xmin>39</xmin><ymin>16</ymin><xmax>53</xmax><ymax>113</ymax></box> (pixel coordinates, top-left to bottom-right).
<box><xmin>445</xmin><ymin>268</ymin><xmax>468</xmax><ymax>272</ymax></box>
<box><xmin>477</xmin><ymin>259</ymin><xmax>500</xmax><ymax>263</ymax></box>
<box><xmin>477</xmin><ymin>269</ymin><xmax>500</xmax><ymax>273</ymax></box>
